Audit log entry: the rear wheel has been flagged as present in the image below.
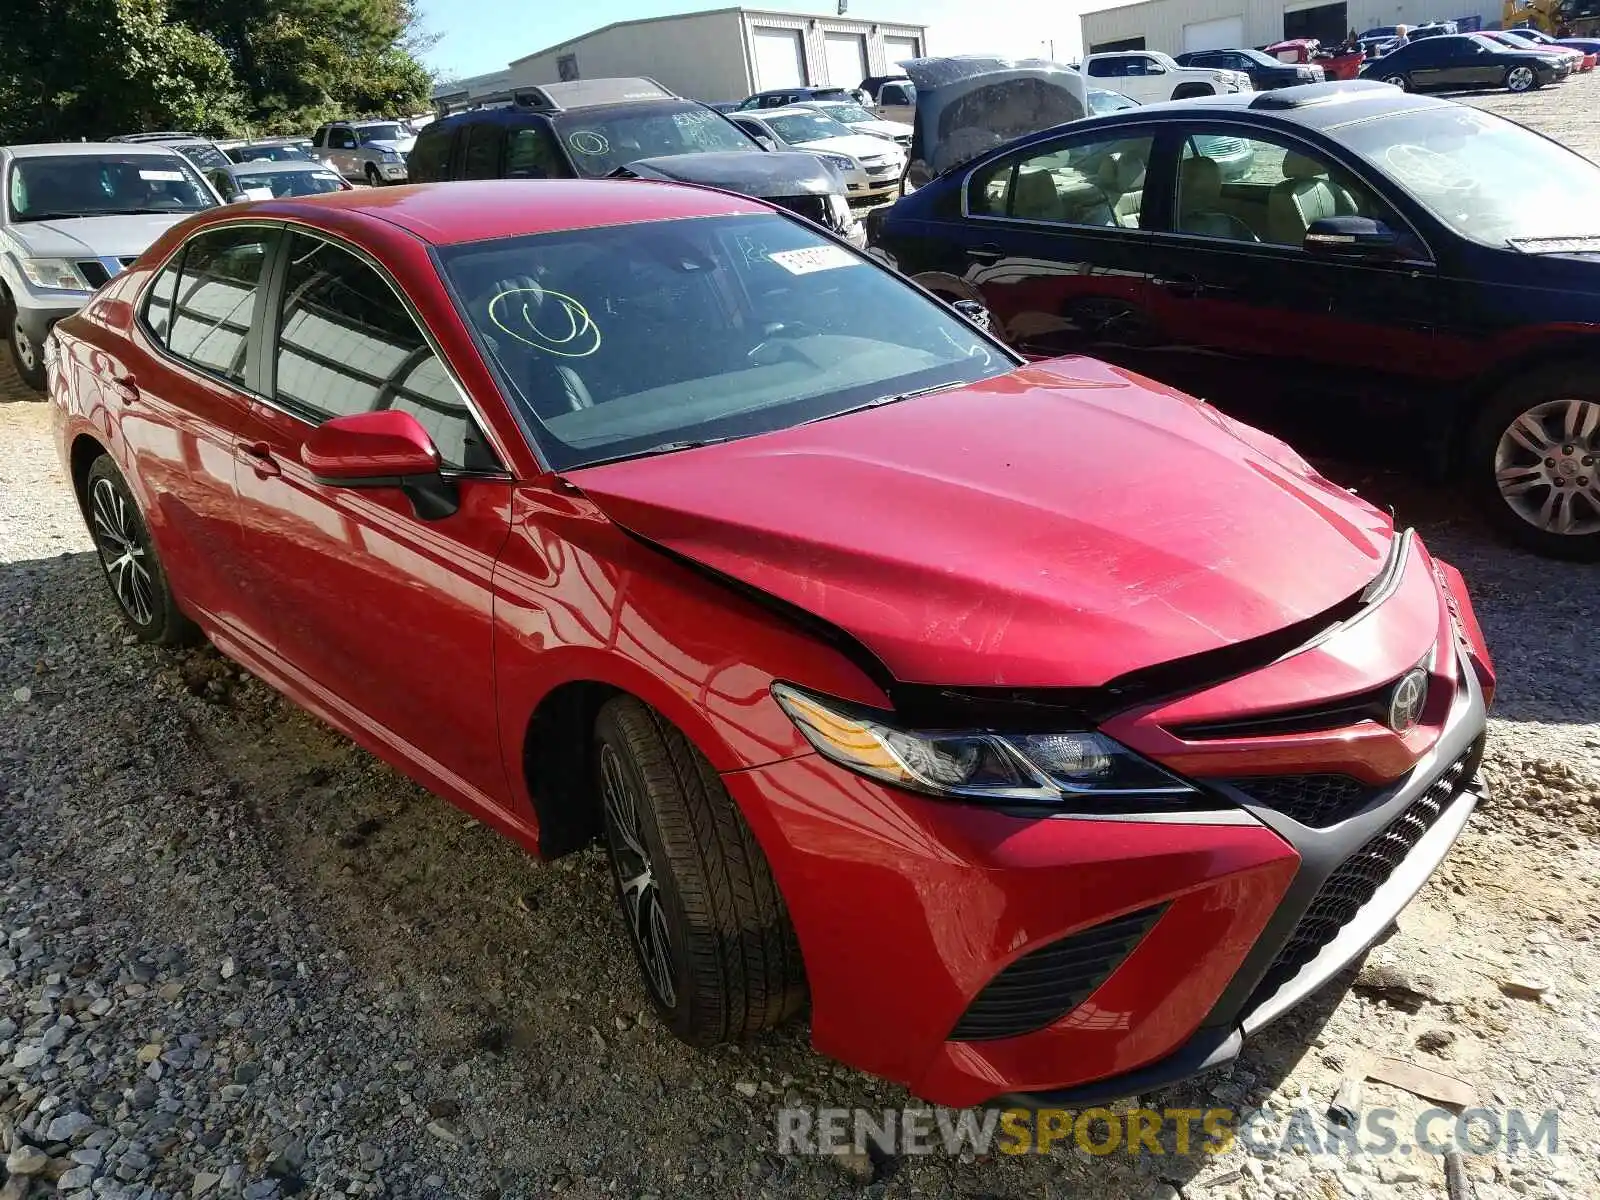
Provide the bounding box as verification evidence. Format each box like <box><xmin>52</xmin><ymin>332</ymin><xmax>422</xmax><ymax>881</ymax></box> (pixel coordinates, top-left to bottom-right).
<box><xmin>1506</xmin><ymin>65</ymin><xmax>1538</xmax><ymax>92</ymax></box>
<box><xmin>593</xmin><ymin>696</ymin><xmax>806</xmax><ymax>1045</ymax></box>
<box><xmin>83</xmin><ymin>457</ymin><xmax>200</xmax><ymax>643</ymax></box>
<box><xmin>1382</xmin><ymin>73</ymin><xmax>1411</xmax><ymax>90</ymax></box>
<box><xmin>1470</xmin><ymin>369</ymin><xmax>1600</xmax><ymax>560</ymax></box>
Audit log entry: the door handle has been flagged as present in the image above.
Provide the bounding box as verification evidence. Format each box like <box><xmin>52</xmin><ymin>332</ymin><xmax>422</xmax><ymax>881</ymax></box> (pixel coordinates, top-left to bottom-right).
<box><xmin>238</xmin><ymin>441</ymin><xmax>281</xmax><ymax>477</ymax></box>
<box><xmin>967</xmin><ymin>244</ymin><xmax>1005</xmax><ymax>264</ymax></box>
<box><xmin>1153</xmin><ymin>274</ymin><xmax>1213</xmax><ymax>298</ymax></box>
<box><xmin>108</xmin><ymin>373</ymin><xmax>139</xmax><ymax>402</ymax></box>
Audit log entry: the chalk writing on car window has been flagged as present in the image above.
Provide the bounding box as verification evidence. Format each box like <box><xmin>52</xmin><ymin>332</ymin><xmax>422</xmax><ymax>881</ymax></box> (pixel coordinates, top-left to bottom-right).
<box><xmin>568</xmin><ymin>131</ymin><xmax>611</xmax><ymax>157</ymax></box>
<box><xmin>489</xmin><ymin>287</ymin><xmax>603</xmax><ymax>358</ymax></box>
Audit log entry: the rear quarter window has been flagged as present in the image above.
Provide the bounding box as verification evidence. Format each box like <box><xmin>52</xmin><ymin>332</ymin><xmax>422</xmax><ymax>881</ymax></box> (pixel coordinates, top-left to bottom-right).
<box><xmin>408</xmin><ymin>125</ymin><xmax>453</xmax><ymax>182</ymax></box>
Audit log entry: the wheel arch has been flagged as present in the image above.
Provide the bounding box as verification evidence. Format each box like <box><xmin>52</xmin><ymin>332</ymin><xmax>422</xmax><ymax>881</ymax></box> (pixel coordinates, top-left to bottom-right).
<box><xmin>1171</xmin><ymin>82</ymin><xmax>1217</xmax><ymax>99</ymax></box>
<box><xmin>69</xmin><ymin>432</ymin><xmax>110</xmax><ymax>512</ymax></box>
<box><xmin>1445</xmin><ymin>338</ymin><xmax>1600</xmax><ymax>475</ymax></box>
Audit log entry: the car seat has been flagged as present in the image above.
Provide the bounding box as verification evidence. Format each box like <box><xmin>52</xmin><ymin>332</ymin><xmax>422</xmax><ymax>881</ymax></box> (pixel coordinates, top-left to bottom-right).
<box><xmin>471</xmin><ymin>275</ymin><xmax>595</xmax><ymax>420</ymax></box>
<box><xmin>1178</xmin><ymin>156</ymin><xmax>1260</xmax><ymax>242</ymax></box>
<box><xmin>1267</xmin><ymin>151</ymin><xmax>1361</xmax><ymax>245</ymax></box>
<box><xmin>1011</xmin><ymin>167</ymin><xmax>1063</xmax><ymax>221</ymax></box>
<box><xmin>1096</xmin><ymin>150</ymin><xmax>1146</xmax><ymax>227</ymax></box>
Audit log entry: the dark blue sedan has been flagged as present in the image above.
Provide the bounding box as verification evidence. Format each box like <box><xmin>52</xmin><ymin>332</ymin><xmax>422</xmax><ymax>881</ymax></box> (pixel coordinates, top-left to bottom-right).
<box><xmin>869</xmin><ymin>79</ymin><xmax>1600</xmax><ymax>559</ymax></box>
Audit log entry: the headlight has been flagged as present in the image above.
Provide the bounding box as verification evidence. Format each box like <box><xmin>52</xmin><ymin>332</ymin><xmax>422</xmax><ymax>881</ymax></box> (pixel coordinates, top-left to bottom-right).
<box><xmin>772</xmin><ymin>684</ymin><xmax>1199</xmax><ymax>807</ymax></box>
<box><xmin>379</xmin><ymin>148</ymin><xmax>401</xmax><ymax>162</ymax></box>
<box><xmin>818</xmin><ymin>152</ymin><xmax>857</xmax><ymax>172</ymax></box>
<box><xmin>18</xmin><ymin>258</ymin><xmax>92</xmax><ymax>292</ymax></box>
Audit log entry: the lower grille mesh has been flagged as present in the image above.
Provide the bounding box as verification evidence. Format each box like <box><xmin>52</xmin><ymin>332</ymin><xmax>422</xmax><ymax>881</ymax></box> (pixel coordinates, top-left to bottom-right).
<box><xmin>949</xmin><ymin>905</ymin><xmax>1164</xmax><ymax>1042</ymax></box>
<box><xmin>1249</xmin><ymin>738</ymin><xmax>1483</xmax><ymax>1006</ymax></box>
<box><xmin>1228</xmin><ymin>774</ymin><xmax>1381</xmax><ymax>827</ymax></box>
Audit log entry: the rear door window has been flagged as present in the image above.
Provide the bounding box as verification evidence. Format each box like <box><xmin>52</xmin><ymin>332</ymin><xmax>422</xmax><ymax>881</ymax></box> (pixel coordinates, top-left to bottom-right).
<box><xmin>166</xmin><ymin>226</ymin><xmax>276</xmax><ymax>385</ymax></box>
<box><xmin>461</xmin><ymin>123</ymin><xmax>504</xmax><ymax>179</ymax></box>
<box><xmin>407</xmin><ymin>124</ymin><xmax>453</xmax><ymax>181</ymax></box>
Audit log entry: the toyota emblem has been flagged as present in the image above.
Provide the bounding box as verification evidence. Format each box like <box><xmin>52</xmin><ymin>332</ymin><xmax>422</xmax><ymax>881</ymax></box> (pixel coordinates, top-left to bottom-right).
<box><xmin>1387</xmin><ymin>668</ymin><xmax>1429</xmax><ymax>733</ymax></box>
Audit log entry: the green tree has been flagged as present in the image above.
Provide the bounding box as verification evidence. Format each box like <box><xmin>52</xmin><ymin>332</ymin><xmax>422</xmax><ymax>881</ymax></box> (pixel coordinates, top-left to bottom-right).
<box><xmin>0</xmin><ymin>0</ymin><xmax>242</xmax><ymax>141</ymax></box>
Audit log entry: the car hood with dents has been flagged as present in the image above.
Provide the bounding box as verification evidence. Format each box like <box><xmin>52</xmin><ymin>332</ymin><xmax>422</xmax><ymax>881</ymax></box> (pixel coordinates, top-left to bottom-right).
<box><xmin>904</xmin><ymin>55</ymin><xmax>1089</xmax><ymax>178</ymax></box>
<box><xmin>361</xmin><ymin>137</ymin><xmax>416</xmax><ymax>156</ymax></box>
<box><xmin>620</xmin><ymin>151</ymin><xmax>845</xmax><ymax>197</ymax></box>
<box><xmin>566</xmin><ymin>357</ymin><xmax>1398</xmax><ymax>689</ymax></box>
<box><xmin>3</xmin><ymin>213</ymin><xmax>203</xmax><ymax>261</ymax></box>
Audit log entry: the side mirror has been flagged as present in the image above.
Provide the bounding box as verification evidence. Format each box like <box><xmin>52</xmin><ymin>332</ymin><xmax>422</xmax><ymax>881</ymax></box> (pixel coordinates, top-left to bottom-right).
<box><xmin>1304</xmin><ymin>215</ymin><xmax>1403</xmax><ymax>259</ymax></box>
<box><xmin>951</xmin><ymin>299</ymin><xmax>993</xmax><ymax>333</ymax></box>
<box><xmin>300</xmin><ymin>410</ymin><xmax>459</xmax><ymax>519</ymax></box>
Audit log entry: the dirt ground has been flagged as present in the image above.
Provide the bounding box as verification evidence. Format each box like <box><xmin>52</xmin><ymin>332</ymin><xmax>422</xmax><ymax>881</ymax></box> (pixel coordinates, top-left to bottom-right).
<box><xmin>2</xmin><ymin>78</ymin><xmax>1599</xmax><ymax>1200</ymax></box>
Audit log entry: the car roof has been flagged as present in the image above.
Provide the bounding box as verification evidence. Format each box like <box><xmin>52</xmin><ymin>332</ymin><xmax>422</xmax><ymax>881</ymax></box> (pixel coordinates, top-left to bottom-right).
<box><xmin>2</xmin><ymin>141</ymin><xmax>188</xmax><ymax>159</ymax></box>
<box><xmin>1087</xmin><ymin>80</ymin><xmax>1452</xmax><ymax>133</ymax></box>
<box><xmin>230</xmin><ymin>159</ymin><xmax>333</xmax><ymax>175</ymax></box>
<box><xmin>759</xmin><ymin>107</ymin><xmax>841</xmax><ymax>119</ymax></box>
<box><xmin>217</xmin><ymin>179</ymin><xmax>766</xmax><ymax>245</ymax></box>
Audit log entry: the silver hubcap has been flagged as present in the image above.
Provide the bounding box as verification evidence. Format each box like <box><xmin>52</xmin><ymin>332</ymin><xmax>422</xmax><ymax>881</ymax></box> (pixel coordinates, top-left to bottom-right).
<box><xmin>90</xmin><ymin>477</ymin><xmax>157</xmax><ymax>624</ymax></box>
<box><xmin>1494</xmin><ymin>398</ymin><xmax>1600</xmax><ymax>537</ymax></box>
<box><xmin>600</xmin><ymin>745</ymin><xmax>676</xmax><ymax>1008</ymax></box>
<box><xmin>1510</xmin><ymin>67</ymin><xmax>1533</xmax><ymax>89</ymax></box>
<box><xmin>12</xmin><ymin>325</ymin><xmax>35</xmax><ymax>370</ymax></box>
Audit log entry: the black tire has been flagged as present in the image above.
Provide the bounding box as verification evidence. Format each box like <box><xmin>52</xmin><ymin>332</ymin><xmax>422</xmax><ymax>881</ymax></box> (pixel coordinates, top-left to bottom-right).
<box><xmin>365</xmin><ymin>163</ymin><xmax>382</xmax><ymax>187</ymax></box>
<box><xmin>593</xmin><ymin>696</ymin><xmax>806</xmax><ymax>1045</ymax></box>
<box><xmin>1467</xmin><ymin>367</ymin><xmax>1600</xmax><ymax>561</ymax></box>
<box><xmin>1383</xmin><ymin>73</ymin><xmax>1411</xmax><ymax>91</ymax></box>
<box><xmin>3</xmin><ymin>299</ymin><xmax>46</xmax><ymax>393</ymax></box>
<box><xmin>83</xmin><ymin>456</ymin><xmax>201</xmax><ymax>643</ymax></box>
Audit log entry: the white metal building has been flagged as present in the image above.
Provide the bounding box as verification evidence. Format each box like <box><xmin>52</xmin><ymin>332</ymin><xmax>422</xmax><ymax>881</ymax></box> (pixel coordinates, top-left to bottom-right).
<box><xmin>1081</xmin><ymin>0</ymin><xmax>1503</xmax><ymax>56</ymax></box>
<box><xmin>503</xmin><ymin>8</ymin><xmax>927</xmax><ymax>105</ymax></box>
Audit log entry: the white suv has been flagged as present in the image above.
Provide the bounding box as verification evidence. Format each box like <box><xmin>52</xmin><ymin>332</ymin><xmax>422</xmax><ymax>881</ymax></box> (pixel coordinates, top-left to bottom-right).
<box><xmin>1083</xmin><ymin>50</ymin><xmax>1253</xmax><ymax>103</ymax></box>
<box><xmin>0</xmin><ymin>143</ymin><xmax>219</xmax><ymax>392</ymax></box>
<box><xmin>312</xmin><ymin>120</ymin><xmax>416</xmax><ymax>186</ymax></box>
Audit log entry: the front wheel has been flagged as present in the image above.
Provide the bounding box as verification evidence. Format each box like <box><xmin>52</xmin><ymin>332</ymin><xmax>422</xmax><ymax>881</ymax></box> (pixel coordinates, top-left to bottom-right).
<box><xmin>5</xmin><ymin>309</ymin><xmax>46</xmax><ymax>393</ymax></box>
<box><xmin>1470</xmin><ymin>373</ymin><xmax>1600</xmax><ymax>560</ymax></box>
<box><xmin>594</xmin><ymin>696</ymin><xmax>806</xmax><ymax>1045</ymax></box>
<box><xmin>1506</xmin><ymin>65</ymin><xmax>1538</xmax><ymax>92</ymax></box>
<box><xmin>83</xmin><ymin>457</ymin><xmax>201</xmax><ymax>642</ymax></box>
<box><xmin>365</xmin><ymin>163</ymin><xmax>382</xmax><ymax>187</ymax></box>
<box><xmin>1383</xmin><ymin>73</ymin><xmax>1411</xmax><ymax>91</ymax></box>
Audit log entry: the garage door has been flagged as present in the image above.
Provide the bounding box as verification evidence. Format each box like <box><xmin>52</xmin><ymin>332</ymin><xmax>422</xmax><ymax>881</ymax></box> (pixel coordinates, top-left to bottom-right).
<box><xmin>825</xmin><ymin>32</ymin><xmax>868</xmax><ymax>89</ymax></box>
<box><xmin>752</xmin><ymin>27</ymin><xmax>806</xmax><ymax>90</ymax></box>
<box><xmin>883</xmin><ymin>34</ymin><xmax>921</xmax><ymax>70</ymax></box>
<box><xmin>1182</xmin><ymin>15</ymin><xmax>1245</xmax><ymax>51</ymax></box>
<box><xmin>1283</xmin><ymin>1</ymin><xmax>1348</xmax><ymax>46</ymax></box>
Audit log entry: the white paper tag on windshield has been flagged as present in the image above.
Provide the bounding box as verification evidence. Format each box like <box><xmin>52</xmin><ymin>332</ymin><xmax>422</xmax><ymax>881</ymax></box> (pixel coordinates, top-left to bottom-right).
<box><xmin>769</xmin><ymin>245</ymin><xmax>859</xmax><ymax>276</ymax></box>
<box><xmin>242</xmin><ymin>187</ymin><xmax>275</xmax><ymax>201</ymax></box>
<box><xmin>139</xmin><ymin>169</ymin><xmax>187</xmax><ymax>182</ymax></box>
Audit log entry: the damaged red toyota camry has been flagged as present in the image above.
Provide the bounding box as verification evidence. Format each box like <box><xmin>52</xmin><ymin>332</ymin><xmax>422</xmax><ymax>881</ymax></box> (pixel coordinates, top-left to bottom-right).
<box><xmin>48</xmin><ymin>180</ymin><xmax>1494</xmax><ymax>1109</ymax></box>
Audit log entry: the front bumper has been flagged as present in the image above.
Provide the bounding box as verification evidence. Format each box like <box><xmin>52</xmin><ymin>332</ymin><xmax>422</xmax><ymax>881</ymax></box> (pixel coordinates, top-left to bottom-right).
<box><xmin>724</xmin><ymin>549</ymin><xmax>1491</xmax><ymax>1109</ymax></box>
<box><xmin>375</xmin><ymin>161</ymin><xmax>408</xmax><ymax>181</ymax></box>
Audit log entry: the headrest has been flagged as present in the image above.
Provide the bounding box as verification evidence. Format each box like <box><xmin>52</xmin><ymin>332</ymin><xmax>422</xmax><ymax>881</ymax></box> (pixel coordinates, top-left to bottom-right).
<box><xmin>1180</xmin><ymin>155</ymin><xmax>1222</xmax><ymax>202</ymax></box>
<box><xmin>1282</xmin><ymin>151</ymin><xmax>1328</xmax><ymax>180</ymax></box>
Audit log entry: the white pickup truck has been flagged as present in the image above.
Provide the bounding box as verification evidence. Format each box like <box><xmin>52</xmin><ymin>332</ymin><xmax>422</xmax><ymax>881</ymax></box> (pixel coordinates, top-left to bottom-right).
<box><xmin>1082</xmin><ymin>50</ymin><xmax>1253</xmax><ymax>103</ymax></box>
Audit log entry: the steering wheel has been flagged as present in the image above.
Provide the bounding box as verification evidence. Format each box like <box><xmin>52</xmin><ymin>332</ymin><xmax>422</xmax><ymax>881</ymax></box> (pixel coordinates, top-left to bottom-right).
<box><xmin>1383</xmin><ymin>144</ymin><xmax>1476</xmax><ymax>197</ymax></box>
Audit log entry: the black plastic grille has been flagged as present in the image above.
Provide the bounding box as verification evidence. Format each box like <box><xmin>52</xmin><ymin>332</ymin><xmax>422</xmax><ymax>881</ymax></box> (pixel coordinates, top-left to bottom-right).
<box><xmin>77</xmin><ymin>260</ymin><xmax>111</xmax><ymax>289</ymax></box>
<box><xmin>949</xmin><ymin>905</ymin><xmax>1164</xmax><ymax>1042</ymax></box>
<box><xmin>1227</xmin><ymin>774</ymin><xmax>1381</xmax><ymax>828</ymax></box>
<box><xmin>1249</xmin><ymin>738</ymin><xmax>1483</xmax><ymax>1005</ymax></box>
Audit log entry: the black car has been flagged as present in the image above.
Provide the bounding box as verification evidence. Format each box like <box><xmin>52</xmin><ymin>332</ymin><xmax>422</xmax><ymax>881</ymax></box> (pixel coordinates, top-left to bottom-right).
<box><xmin>225</xmin><ymin>139</ymin><xmax>314</xmax><ymax>164</ymax></box>
<box><xmin>1360</xmin><ymin>33</ymin><xmax>1565</xmax><ymax>91</ymax></box>
<box><xmin>410</xmin><ymin>79</ymin><xmax>863</xmax><ymax>245</ymax></box>
<box><xmin>870</xmin><ymin>78</ymin><xmax>1600</xmax><ymax>559</ymax></box>
<box><xmin>736</xmin><ymin>85</ymin><xmax>857</xmax><ymax>109</ymax></box>
<box><xmin>1176</xmin><ymin>47</ymin><xmax>1323</xmax><ymax>89</ymax></box>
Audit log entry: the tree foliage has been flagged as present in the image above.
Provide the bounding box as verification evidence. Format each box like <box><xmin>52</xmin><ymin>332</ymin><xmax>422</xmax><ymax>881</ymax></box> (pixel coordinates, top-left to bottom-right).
<box><xmin>0</xmin><ymin>0</ymin><xmax>433</xmax><ymax>142</ymax></box>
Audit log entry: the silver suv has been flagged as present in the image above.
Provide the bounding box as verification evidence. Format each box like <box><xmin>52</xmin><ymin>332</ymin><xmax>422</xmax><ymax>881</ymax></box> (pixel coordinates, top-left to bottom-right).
<box><xmin>312</xmin><ymin>120</ymin><xmax>416</xmax><ymax>185</ymax></box>
<box><xmin>0</xmin><ymin>143</ymin><xmax>219</xmax><ymax>391</ymax></box>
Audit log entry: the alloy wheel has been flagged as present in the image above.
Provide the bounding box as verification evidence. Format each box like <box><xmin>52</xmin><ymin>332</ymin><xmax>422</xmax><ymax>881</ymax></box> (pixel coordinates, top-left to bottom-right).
<box><xmin>1493</xmin><ymin>398</ymin><xmax>1600</xmax><ymax>537</ymax></box>
<box><xmin>1507</xmin><ymin>66</ymin><xmax>1535</xmax><ymax>91</ymax></box>
<box><xmin>89</xmin><ymin>476</ymin><xmax>156</xmax><ymax>625</ymax></box>
<box><xmin>11</xmin><ymin>324</ymin><xmax>35</xmax><ymax>372</ymax></box>
<box><xmin>599</xmin><ymin>743</ymin><xmax>677</xmax><ymax>1008</ymax></box>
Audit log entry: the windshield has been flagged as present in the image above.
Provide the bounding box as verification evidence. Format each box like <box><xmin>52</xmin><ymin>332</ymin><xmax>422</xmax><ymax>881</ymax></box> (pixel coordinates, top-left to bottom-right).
<box><xmin>6</xmin><ymin>154</ymin><xmax>217</xmax><ymax>221</ymax></box>
<box><xmin>1334</xmin><ymin>105</ymin><xmax>1600</xmax><ymax>247</ymax></box>
<box><xmin>438</xmin><ymin>213</ymin><xmax>1010</xmax><ymax>470</ymax></box>
<box><xmin>767</xmin><ymin>112</ymin><xmax>854</xmax><ymax>144</ymax></box>
<box><xmin>235</xmin><ymin>168</ymin><xmax>346</xmax><ymax>198</ymax></box>
<box><xmin>1088</xmin><ymin>88</ymin><xmax>1139</xmax><ymax>115</ymax></box>
<box><xmin>551</xmin><ymin>105</ymin><xmax>758</xmax><ymax>177</ymax></box>
<box><xmin>813</xmin><ymin>101</ymin><xmax>878</xmax><ymax>123</ymax></box>
<box><xmin>174</xmin><ymin>143</ymin><xmax>230</xmax><ymax>171</ymax></box>
<box><xmin>357</xmin><ymin>124</ymin><xmax>406</xmax><ymax>144</ymax></box>
<box><xmin>232</xmin><ymin>144</ymin><xmax>310</xmax><ymax>163</ymax></box>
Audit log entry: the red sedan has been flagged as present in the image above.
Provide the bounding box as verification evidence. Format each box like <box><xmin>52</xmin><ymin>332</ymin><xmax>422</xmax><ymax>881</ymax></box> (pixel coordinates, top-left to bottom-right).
<box><xmin>46</xmin><ymin>181</ymin><xmax>1494</xmax><ymax>1108</ymax></box>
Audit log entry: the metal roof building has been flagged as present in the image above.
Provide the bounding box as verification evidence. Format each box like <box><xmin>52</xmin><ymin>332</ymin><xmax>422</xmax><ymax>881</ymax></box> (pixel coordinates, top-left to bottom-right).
<box><xmin>1081</xmin><ymin>0</ymin><xmax>1501</xmax><ymax>56</ymax></box>
<box><xmin>502</xmin><ymin>8</ymin><xmax>927</xmax><ymax>104</ymax></box>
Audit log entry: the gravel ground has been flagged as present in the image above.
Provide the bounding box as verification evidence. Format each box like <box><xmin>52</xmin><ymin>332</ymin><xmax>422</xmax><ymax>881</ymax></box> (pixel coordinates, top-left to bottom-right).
<box><xmin>3</xmin><ymin>80</ymin><xmax>1600</xmax><ymax>1200</ymax></box>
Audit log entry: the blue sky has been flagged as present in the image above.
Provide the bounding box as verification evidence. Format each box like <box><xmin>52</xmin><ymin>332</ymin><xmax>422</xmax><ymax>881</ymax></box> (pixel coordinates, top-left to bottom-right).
<box><xmin>420</xmin><ymin>0</ymin><xmax>1089</xmax><ymax>81</ymax></box>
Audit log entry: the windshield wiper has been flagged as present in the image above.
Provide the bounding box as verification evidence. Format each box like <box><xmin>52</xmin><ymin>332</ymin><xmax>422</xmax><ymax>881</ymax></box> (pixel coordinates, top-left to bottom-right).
<box><xmin>13</xmin><ymin>211</ymin><xmax>106</xmax><ymax>221</ymax></box>
<box><xmin>1507</xmin><ymin>234</ymin><xmax>1600</xmax><ymax>252</ymax></box>
<box><xmin>800</xmin><ymin>379</ymin><xmax>967</xmax><ymax>426</ymax></box>
<box><xmin>93</xmin><ymin>207</ymin><xmax>195</xmax><ymax>215</ymax></box>
<box><xmin>573</xmin><ymin>435</ymin><xmax>742</xmax><ymax>469</ymax></box>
